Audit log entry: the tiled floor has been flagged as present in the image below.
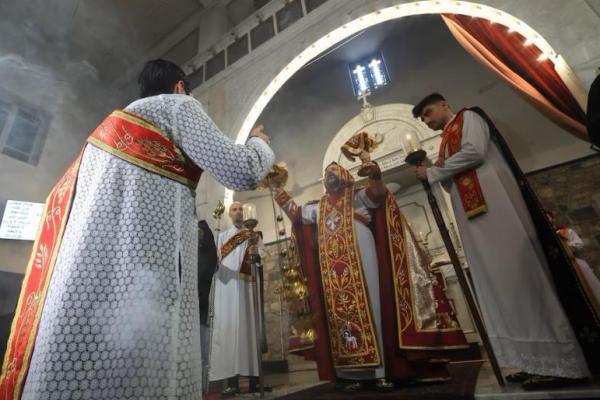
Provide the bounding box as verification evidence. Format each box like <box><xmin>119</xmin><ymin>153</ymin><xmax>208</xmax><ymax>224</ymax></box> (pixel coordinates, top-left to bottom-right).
<box><xmin>474</xmin><ymin>364</ymin><xmax>600</xmax><ymax>400</ymax></box>
<box><xmin>223</xmin><ymin>360</ymin><xmax>600</xmax><ymax>400</ymax></box>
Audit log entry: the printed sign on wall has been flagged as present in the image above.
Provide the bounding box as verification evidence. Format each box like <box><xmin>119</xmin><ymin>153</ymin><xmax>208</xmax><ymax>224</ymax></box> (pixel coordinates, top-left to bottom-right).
<box><xmin>0</xmin><ymin>200</ymin><xmax>44</xmax><ymax>241</ymax></box>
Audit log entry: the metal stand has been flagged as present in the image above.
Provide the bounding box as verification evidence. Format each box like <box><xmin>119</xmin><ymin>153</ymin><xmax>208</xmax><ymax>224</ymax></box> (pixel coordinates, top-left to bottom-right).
<box><xmin>407</xmin><ymin>150</ymin><xmax>505</xmax><ymax>387</ymax></box>
<box><xmin>251</xmin><ymin>260</ymin><xmax>265</xmax><ymax>398</ymax></box>
<box><xmin>244</xmin><ymin>219</ymin><xmax>265</xmax><ymax>398</ymax></box>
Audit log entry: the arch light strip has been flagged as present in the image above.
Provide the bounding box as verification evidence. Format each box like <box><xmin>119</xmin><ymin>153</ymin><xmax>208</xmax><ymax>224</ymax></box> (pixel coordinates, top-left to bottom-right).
<box><xmin>224</xmin><ymin>0</ymin><xmax>561</xmax><ymax>205</ymax></box>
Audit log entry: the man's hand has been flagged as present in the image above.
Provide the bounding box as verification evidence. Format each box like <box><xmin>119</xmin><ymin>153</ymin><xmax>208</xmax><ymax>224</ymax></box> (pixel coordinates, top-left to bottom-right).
<box><xmin>249</xmin><ymin>124</ymin><xmax>271</xmax><ymax>144</ymax></box>
<box><xmin>248</xmin><ymin>244</ymin><xmax>259</xmax><ymax>255</ymax></box>
<box><xmin>359</xmin><ymin>150</ymin><xmax>371</xmax><ymax>163</ymax></box>
<box><xmin>266</xmin><ymin>165</ymin><xmax>287</xmax><ymax>190</ymax></box>
<box><xmin>434</xmin><ymin>158</ymin><xmax>445</xmax><ymax>168</ymax></box>
<box><xmin>368</xmin><ymin>161</ymin><xmax>382</xmax><ymax>180</ymax></box>
<box><xmin>269</xmin><ymin>179</ymin><xmax>284</xmax><ymax>192</ymax></box>
<box><xmin>248</xmin><ymin>233</ymin><xmax>259</xmax><ymax>246</ymax></box>
<box><xmin>414</xmin><ymin>166</ymin><xmax>428</xmax><ymax>181</ymax></box>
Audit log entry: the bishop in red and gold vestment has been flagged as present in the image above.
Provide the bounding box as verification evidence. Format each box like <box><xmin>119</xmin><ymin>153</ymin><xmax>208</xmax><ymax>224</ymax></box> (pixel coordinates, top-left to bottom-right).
<box><xmin>272</xmin><ymin>161</ymin><xmax>467</xmax><ymax>391</ymax></box>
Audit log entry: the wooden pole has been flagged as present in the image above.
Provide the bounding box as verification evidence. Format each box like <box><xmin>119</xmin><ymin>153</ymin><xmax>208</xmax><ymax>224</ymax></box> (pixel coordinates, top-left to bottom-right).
<box><xmin>408</xmin><ymin>150</ymin><xmax>505</xmax><ymax>386</ymax></box>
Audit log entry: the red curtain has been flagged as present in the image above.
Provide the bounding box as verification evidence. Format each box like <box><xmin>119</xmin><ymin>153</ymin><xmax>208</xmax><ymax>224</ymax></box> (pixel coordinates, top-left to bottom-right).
<box><xmin>442</xmin><ymin>14</ymin><xmax>589</xmax><ymax>141</ymax></box>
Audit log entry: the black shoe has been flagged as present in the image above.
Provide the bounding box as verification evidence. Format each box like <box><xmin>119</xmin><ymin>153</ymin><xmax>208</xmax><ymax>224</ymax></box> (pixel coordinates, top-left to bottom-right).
<box><xmin>522</xmin><ymin>376</ymin><xmax>588</xmax><ymax>391</ymax></box>
<box><xmin>221</xmin><ymin>386</ymin><xmax>239</xmax><ymax>397</ymax></box>
<box><xmin>340</xmin><ymin>381</ymin><xmax>363</xmax><ymax>393</ymax></box>
<box><xmin>248</xmin><ymin>384</ymin><xmax>273</xmax><ymax>393</ymax></box>
<box><xmin>375</xmin><ymin>378</ymin><xmax>395</xmax><ymax>392</ymax></box>
<box><xmin>248</xmin><ymin>376</ymin><xmax>273</xmax><ymax>393</ymax></box>
<box><xmin>505</xmin><ymin>371</ymin><xmax>533</xmax><ymax>383</ymax></box>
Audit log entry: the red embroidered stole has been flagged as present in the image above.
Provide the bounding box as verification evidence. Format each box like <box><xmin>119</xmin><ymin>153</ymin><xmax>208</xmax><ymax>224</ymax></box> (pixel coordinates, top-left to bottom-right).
<box><xmin>317</xmin><ymin>186</ymin><xmax>381</xmax><ymax>368</ymax></box>
<box><xmin>220</xmin><ymin>229</ymin><xmax>251</xmax><ymax>260</ymax></box>
<box><xmin>220</xmin><ymin>229</ymin><xmax>256</xmax><ymax>280</ymax></box>
<box><xmin>88</xmin><ymin>110</ymin><xmax>202</xmax><ymax>188</ymax></box>
<box><xmin>439</xmin><ymin>110</ymin><xmax>488</xmax><ymax>219</ymax></box>
<box><xmin>0</xmin><ymin>110</ymin><xmax>202</xmax><ymax>400</ymax></box>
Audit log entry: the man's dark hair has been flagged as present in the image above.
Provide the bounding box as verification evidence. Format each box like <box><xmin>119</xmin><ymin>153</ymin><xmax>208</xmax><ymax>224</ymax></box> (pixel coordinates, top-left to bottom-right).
<box><xmin>412</xmin><ymin>92</ymin><xmax>446</xmax><ymax>118</ymax></box>
<box><xmin>138</xmin><ymin>59</ymin><xmax>190</xmax><ymax>98</ymax></box>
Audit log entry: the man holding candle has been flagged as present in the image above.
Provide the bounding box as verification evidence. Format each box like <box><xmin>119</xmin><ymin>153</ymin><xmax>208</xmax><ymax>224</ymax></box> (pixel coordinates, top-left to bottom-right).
<box><xmin>209</xmin><ymin>201</ymin><xmax>266</xmax><ymax>395</ymax></box>
<box><xmin>411</xmin><ymin>93</ymin><xmax>597</xmax><ymax>389</ymax></box>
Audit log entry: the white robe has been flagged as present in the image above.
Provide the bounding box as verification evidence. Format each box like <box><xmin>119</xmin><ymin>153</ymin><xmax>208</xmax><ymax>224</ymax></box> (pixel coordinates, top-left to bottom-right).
<box><xmin>428</xmin><ymin>110</ymin><xmax>590</xmax><ymax>378</ymax></box>
<box><xmin>562</xmin><ymin>228</ymin><xmax>600</xmax><ymax>308</ymax></box>
<box><xmin>209</xmin><ymin>226</ymin><xmax>265</xmax><ymax>381</ymax></box>
<box><xmin>22</xmin><ymin>94</ymin><xmax>274</xmax><ymax>400</ymax></box>
<box><xmin>301</xmin><ymin>189</ymin><xmax>385</xmax><ymax>380</ymax></box>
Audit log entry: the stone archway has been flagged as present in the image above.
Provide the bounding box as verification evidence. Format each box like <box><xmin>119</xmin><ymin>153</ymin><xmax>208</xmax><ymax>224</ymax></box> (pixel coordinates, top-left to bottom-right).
<box><xmin>223</xmin><ymin>0</ymin><xmax>585</xmax><ymax>205</ymax></box>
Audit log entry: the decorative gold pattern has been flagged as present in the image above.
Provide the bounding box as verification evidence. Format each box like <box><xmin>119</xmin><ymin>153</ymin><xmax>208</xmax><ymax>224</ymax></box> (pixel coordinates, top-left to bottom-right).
<box><xmin>318</xmin><ymin>187</ymin><xmax>381</xmax><ymax>368</ymax></box>
<box><xmin>220</xmin><ymin>229</ymin><xmax>250</xmax><ymax>260</ymax></box>
<box><xmin>87</xmin><ymin>110</ymin><xmax>202</xmax><ymax>188</ymax></box>
<box><xmin>386</xmin><ymin>192</ymin><xmax>467</xmax><ymax>350</ymax></box>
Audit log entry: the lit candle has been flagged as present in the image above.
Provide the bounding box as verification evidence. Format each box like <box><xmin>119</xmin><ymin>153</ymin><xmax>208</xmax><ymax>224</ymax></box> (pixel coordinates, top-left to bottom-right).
<box><xmin>243</xmin><ymin>203</ymin><xmax>257</xmax><ymax>221</ymax></box>
<box><xmin>403</xmin><ymin>133</ymin><xmax>422</xmax><ymax>154</ymax></box>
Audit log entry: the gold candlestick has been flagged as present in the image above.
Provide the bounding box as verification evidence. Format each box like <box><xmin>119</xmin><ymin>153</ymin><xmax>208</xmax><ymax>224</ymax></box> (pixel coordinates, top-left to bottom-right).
<box><xmin>212</xmin><ymin>200</ymin><xmax>225</xmax><ymax>232</ymax></box>
<box><xmin>242</xmin><ymin>202</ymin><xmax>265</xmax><ymax>397</ymax></box>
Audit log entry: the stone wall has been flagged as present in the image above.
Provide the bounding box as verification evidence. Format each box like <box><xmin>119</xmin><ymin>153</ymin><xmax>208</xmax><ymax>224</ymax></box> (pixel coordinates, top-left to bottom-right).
<box><xmin>0</xmin><ymin>1</ymin><xmax>131</xmax><ymax>274</ymax></box>
<box><xmin>527</xmin><ymin>155</ymin><xmax>600</xmax><ymax>277</ymax></box>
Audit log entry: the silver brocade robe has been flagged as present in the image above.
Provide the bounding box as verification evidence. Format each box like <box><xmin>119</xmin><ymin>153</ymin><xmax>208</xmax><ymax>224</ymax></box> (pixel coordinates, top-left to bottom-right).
<box><xmin>21</xmin><ymin>94</ymin><xmax>274</xmax><ymax>400</ymax></box>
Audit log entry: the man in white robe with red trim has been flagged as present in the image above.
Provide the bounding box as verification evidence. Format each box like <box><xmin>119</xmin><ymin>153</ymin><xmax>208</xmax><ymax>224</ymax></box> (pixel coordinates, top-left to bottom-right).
<box><xmin>413</xmin><ymin>93</ymin><xmax>598</xmax><ymax>389</ymax></box>
<box><xmin>209</xmin><ymin>201</ymin><xmax>266</xmax><ymax>395</ymax></box>
<box><xmin>272</xmin><ymin>159</ymin><xmax>468</xmax><ymax>392</ymax></box>
<box><xmin>0</xmin><ymin>60</ymin><xmax>275</xmax><ymax>400</ymax></box>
